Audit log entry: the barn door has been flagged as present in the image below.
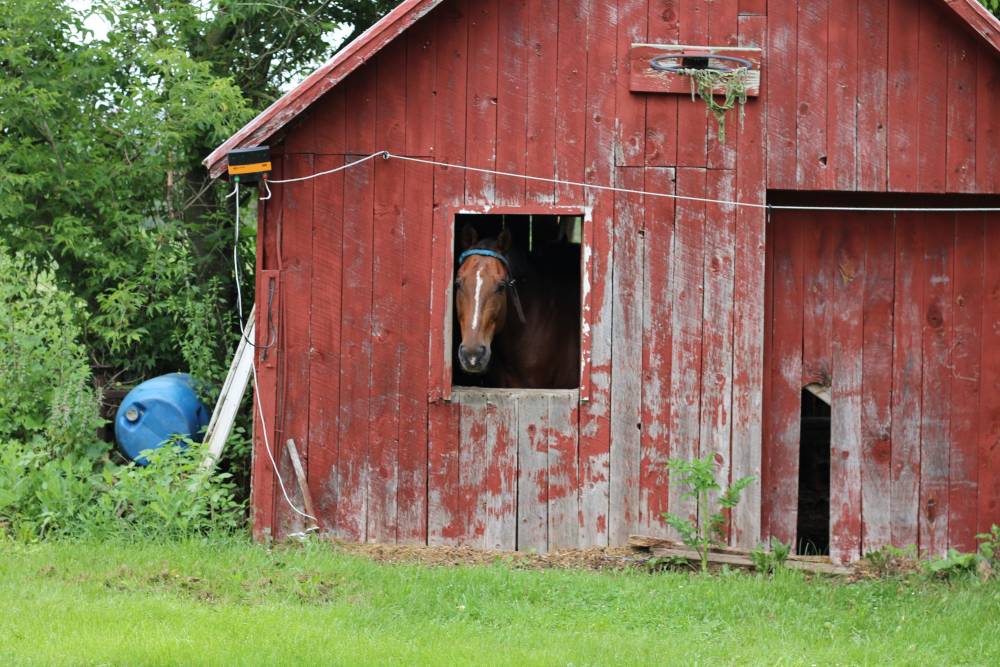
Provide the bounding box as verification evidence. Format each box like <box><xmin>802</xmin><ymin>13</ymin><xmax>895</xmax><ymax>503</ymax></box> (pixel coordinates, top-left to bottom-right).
<box><xmin>765</xmin><ymin>207</ymin><xmax>1000</xmax><ymax>563</ymax></box>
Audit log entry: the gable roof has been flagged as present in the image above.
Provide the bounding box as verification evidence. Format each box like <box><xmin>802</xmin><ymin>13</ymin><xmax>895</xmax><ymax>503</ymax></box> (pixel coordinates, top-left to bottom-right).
<box><xmin>204</xmin><ymin>0</ymin><xmax>1000</xmax><ymax>179</ymax></box>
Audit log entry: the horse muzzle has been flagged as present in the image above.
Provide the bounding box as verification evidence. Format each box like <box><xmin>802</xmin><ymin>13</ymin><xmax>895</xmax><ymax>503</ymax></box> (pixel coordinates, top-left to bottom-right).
<box><xmin>458</xmin><ymin>344</ymin><xmax>491</xmax><ymax>374</ymax></box>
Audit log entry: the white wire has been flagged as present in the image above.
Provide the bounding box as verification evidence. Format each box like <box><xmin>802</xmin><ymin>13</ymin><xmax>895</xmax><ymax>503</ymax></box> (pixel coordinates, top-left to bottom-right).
<box><xmin>251</xmin><ymin>361</ymin><xmax>317</xmax><ymax>523</ymax></box>
<box><xmin>266</xmin><ymin>151</ymin><xmax>385</xmax><ymax>183</ymax></box>
<box><xmin>231</xmin><ymin>180</ymin><xmax>316</xmax><ymax>524</ymax></box>
<box><xmin>385</xmin><ymin>153</ymin><xmax>1000</xmax><ymax>213</ymax></box>
<box><xmin>256</xmin><ymin>149</ymin><xmax>1000</xmax><ymax>213</ymax></box>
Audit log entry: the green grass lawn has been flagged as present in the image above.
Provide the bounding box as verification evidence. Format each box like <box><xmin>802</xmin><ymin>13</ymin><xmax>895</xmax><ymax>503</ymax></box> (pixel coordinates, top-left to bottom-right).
<box><xmin>1</xmin><ymin>538</ymin><xmax>998</xmax><ymax>666</ymax></box>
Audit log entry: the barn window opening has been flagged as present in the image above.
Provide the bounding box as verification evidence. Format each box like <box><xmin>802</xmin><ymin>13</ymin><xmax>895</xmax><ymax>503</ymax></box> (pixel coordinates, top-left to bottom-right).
<box><xmin>452</xmin><ymin>213</ymin><xmax>582</xmax><ymax>390</ymax></box>
<box><xmin>796</xmin><ymin>387</ymin><xmax>831</xmax><ymax>556</ymax></box>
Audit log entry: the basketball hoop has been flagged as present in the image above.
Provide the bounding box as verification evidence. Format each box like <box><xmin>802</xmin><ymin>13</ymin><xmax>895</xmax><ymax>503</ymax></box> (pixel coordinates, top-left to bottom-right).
<box><xmin>650</xmin><ymin>53</ymin><xmax>753</xmax><ymax>74</ymax></box>
<box><xmin>649</xmin><ymin>53</ymin><xmax>753</xmax><ymax>143</ymax></box>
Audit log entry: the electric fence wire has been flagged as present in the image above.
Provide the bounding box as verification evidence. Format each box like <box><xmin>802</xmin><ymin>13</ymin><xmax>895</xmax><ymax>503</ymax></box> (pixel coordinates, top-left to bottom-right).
<box><xmin>229</xmin><ymin>181</ymin><xmax>316</xmax><ymax>524</ymax></box>
<box><xmin>256</xmin><ymin>150</ymin><xmax>1000</xmax><ymax>213</ymax></box>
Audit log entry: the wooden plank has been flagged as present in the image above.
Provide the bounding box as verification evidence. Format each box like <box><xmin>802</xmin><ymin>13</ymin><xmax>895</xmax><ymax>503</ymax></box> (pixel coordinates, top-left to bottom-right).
<box><xmin>700</xmin><ymin>168</ymin><xmax>736</xmax><ymax>532</ymax></box>
<box><xmin>458</xmin><ymin>390</ymin><xmax>488</xmax><ymax>545</ymax></box>
<box><xmin>484</xmin><ymin>394</ymin><xmax>518</xmax><ymax>550</ymax></box>
<box><xmin>946</xmin><ymin>28</ymin><xmax>978</xmax><ymax>193</ymax></box>
<box><xmin>312</xmin><ymin>87</ymin><xmax>347</xmax><ymax>155</ymax></box>
<box><xmin>860</xmin><ymin>215</ymin><xmax>894</xmax><ymax>553</ymax></box>
<box><xmin>367</xmin><ymin>43</ymin><xmax>408</xmax><ymax>545</ymax></box>
<box><xmin>427</xmin><ymin>0</ymin><xmax>468</xmax><ymax>403</ymax></box>
<box><xmin>916</xmin><ymin>2</ymin><xmax>950</xmax><ymax>193</ymax></box>
<box><xmin>857</xmin><ymin>0</ymin><xmax>889</xmax><ymax>191</ymax></box>
<box><xmin>464</xmin><ymin>0</ymin><xmax>499</xmax><ymax>204</ymax></box>
<box><xmin>667</xmin><ymin>167</ymin><xmax>707</xmax><ymax>535</ymax></box>
<box><xmin>548</xmin><ymin>392</ymin><xmax>581</xmax><ymax>549</ymax></box>
<box><xmin>275</xmin><ymin>154</ymin><xmax>314</xmax><ymax>539</ymax></box>
<box><xmin>795</xmin><ymin>0</ymin><xmax>828</xmax><ymax>189</ymax></box>
<box><xmin>516</xmin><ymin>395</ymin><xmax>548</xmax><ymax>552</ymax></box>
<box><xmin>496</xmin><ymin>0</ymin><xmax>528</xmax><ymax>205</ymax></box>
<box><xmin>765</xmin><ymin>0</ymin><xmax>798</xmax><ymax>188</ymax></box>
<box><xmin>306</xmin><ymin>155</ymin><xmax>345</xmax><ymax>532</ymax></box>
<box><xmin>761</xmin><ymin>206</ymin><xmax>775</xmax><ymax>544</ymax></box>
<box><xmin>979</xmin><ymin>213</ymin><xmax>1000</xmax><ymax>537</ymax></box>
<box><xmin>610</xmin><ymin>167</ymin><xmax>645</xmax><ymax>543</ymax></box>
<box><xmin>889</xmin><ymin>214</ymin><xmax>922</xmax><ymax>548</ymax></box>
<box><xmin>639</xmin><ymin>544</ymin><xmax>852</xmax><ymax>575</ymax></box>
<box><xmin>578</xmin><ymin>0</ymin><xmax>618</xmax><ymax>547</ymax></box>
<box><xmin>427</xmin><ymin>401</ymin><xmax>462</xmax><ymax>544</ymax></box>
<box><xmin>644</xmin><ymin>3</ymin><xmax>679</xmax><ymax>167</ymax></box>
<box><xmin>397</xmin><ymin>22</ymin><xmax>436</xmax><ymax>544</ymax></box>
<box><xmin>949</xmin><ymin>215</ymin><xmax>983</xmax><ymax>552</ymax></box>
<box><xmin>731</xmin><ymin>14</ymin><xmax>767</xmax><ymax>549</ymax></box>
<box><xmin>919</xmin><ymin>216</ymin><xmax>953</xmax><ymax>557</ymax></box>
<box><xmin>554</xmin><ymin>0</ymin><xmax>588</xmax><ymax>203</ymax></box>
<box><xmin>252</xmin><ymin>269</ymin><xmax>280</xmax><ymax>541</ymax></box>
<box><xmin>976</xmin><ymin>46</ymin><xmax>1000</xmax><ymax>194</ymax></box>
<box><xmin>336</xmin><ymin>76</ymin><xmax>377</xmax><ymax>540</ymax></box>
<box><xmin>829</xmin><ymin>216</ymin><xmax>864</xmax><ymax>563</ymax></box>
<box><xmin>706</xmin><ymin>0</ymin><xmax>741</xmax><ymax>171</ymax></box>
<box><xmin>524</xmin><ymin>0</ymin><xmax>558</xmax><ymax>203</ymax></box>
<box><xmin>767</xmin><ymin>211</ymin><xmax>804</xmax><ymax>547</ymax></box>
<box><xmin>675</xmin><ymin>1</ymin><xmax>709</xmax><ymax>167</ymax></box>
<box><xmin>203</xmin><ymin>312</ymin><xmax>255</xmax><ymax>470</ymax></box>
<box><xmin>639</xmin><ymin>167</ymin><xmax>676</xmax><ymax>538</ymax></box>
<box><xmin>615</xmin><ymin>0</ymin><xmax>647</xmax><ymax>167</ymax></box>
<box><xmin>800</xmin><ymin>216</ymin><xmax>834</xmax><ymax>392</ymax></box>
<box><xmin>395</xmin><ymin>164</ymin><xmax>433</xmax><ymax>543</ymax></box>
<box><xmin>826</xmin><ymin>0</ymin><xmax>858</xmax><ymax>190</ymax></box>
<box><xmin>887</xmin><ymin>0</ymin><xmax>920</xmax><ymax>191</ymax></box>
<box><xmin>286</xmin><ymin>439</ymin><xmax>319</xmax><ymax>532</ymax></box>
<box><xmin>405</xmin><ymin>15</ymin><xmax>437</xmax><ymax>157</ymax></box>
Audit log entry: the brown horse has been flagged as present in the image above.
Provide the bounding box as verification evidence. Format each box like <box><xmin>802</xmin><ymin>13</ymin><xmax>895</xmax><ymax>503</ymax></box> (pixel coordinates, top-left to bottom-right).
<box><xmin>454</xmin><ymin>225</ymin><xmax>580</xmax><ymax>389</ymax></box>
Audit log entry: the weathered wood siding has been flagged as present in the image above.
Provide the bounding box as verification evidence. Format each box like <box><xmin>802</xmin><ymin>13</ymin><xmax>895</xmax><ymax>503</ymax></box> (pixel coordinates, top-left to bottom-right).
<box><xmin>248</xmin><ymin>0</ymin><xmax>1000</xmax><ymax>553</ymax></box>
<box><xmin>767</xmin><ymin>0</ymin><xmax>1000</xmax><ymax>194</ymax></box>
<box><xmin>766</xmin><ymin>210</ymin><xmax>1000</xmax><ymax>562</ymax></box>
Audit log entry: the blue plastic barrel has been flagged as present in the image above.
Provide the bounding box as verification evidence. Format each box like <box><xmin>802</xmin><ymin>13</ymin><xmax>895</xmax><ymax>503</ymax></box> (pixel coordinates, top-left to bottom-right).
<box><xmin>114</xmin><ymin>373</ymin><xmax>210</xmax><ymax>465</ymax></box>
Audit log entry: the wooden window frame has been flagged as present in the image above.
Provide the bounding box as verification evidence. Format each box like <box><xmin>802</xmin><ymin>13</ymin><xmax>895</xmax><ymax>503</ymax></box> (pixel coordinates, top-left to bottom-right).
<box><xmin>428</xmin><ymin>204</ymin><xmax>594</xmax><ymax>403</ymax></box>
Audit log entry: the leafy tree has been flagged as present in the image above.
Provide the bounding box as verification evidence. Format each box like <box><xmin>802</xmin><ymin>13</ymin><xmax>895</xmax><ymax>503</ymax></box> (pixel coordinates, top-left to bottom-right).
<box><xmin>982</xmin><ymin>0</ymin><xmax>999</xmax><ymax>19</ymax></box>
<box><xmin>0</xmin><ymin>0</ymin><xmax>397</xmax><ymax>388</ymax></box>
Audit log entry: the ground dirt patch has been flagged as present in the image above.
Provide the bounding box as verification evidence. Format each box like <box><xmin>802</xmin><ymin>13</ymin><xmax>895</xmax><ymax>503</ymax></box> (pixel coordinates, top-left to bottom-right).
<box><xmin>330</xmin><ymin>541</ymin><xmax>642</xmax><ymax>571</ymax></box>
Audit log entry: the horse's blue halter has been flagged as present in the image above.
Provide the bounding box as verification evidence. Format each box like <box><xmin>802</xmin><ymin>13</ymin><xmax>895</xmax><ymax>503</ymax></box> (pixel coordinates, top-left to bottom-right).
<box><xmin>458</xmin><ymin>248</ymin><xmax>511</xmax><ymax>269</ymax></box>
<box><xmin>457</xmin><ymin>248</ymin><xmax>527</xmax><ymax>324</ymax></box>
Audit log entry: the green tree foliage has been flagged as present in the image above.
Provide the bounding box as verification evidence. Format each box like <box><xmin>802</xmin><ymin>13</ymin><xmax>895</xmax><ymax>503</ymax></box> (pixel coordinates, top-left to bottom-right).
<box><xmin>0</xmin><ymin>0</ymin><xmax>396</xmax><ymax>386</ymax></box>
<box><xmin>982</xmin><ymin>0</ymin><xmax>999</xmax><ymax>18</ymax></box>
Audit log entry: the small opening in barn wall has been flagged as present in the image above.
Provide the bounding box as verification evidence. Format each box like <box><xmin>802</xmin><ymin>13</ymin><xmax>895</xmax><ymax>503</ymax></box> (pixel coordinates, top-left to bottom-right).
<box><xmin>797</xmin><ymin>388</ymin><xmax>831</xmax><ymax>556</ymax></box>
<box><xmin>452</xmin><ymin>214</ymin><xmax>582</xmax><ymax>390</ymax></box>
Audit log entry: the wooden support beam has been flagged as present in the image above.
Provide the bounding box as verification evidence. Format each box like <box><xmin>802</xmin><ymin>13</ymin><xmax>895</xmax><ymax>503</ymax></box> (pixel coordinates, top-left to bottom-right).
<box><xmin>201</xmin><ymin>308</ymin><xmax>255</xmax><ymax>470</ymax></box>
<box><xmin>628</xmin><ymin>535</ymin><xmax>853</xmax><ymax>575</ymax></box>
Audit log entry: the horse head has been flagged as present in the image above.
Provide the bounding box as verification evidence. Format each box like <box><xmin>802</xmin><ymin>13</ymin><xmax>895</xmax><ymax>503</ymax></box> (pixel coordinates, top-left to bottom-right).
<box><xmin>454</xmin><ymin>224</ymin><xmax>519</xmax><ymax>375</ymax></box>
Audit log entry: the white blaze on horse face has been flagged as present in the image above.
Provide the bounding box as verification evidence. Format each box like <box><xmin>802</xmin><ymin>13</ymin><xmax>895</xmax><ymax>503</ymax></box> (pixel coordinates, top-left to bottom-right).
<box><xmin>470</xmin><ymin>265</ymin><xmax>485</xmax><ymax>332</ymax></box>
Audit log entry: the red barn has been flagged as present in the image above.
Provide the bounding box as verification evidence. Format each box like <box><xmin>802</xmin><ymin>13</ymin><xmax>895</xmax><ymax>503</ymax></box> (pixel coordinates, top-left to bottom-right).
<box><xmin>207</xmin><ymin>0</ymin><xmax>1000</xmax><ymax>562</ymax></box>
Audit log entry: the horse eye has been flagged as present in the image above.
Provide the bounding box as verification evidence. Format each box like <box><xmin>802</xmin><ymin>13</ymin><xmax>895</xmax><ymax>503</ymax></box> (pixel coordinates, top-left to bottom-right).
<box><xmin>454</xmin><ymin>279</ymin><xmax>463</xmax><ymax>291</ymax></box>
<box><xmin>496</xmin><ymin>282</ymin><xmax>509</xmax><ymax>293</ymax></box>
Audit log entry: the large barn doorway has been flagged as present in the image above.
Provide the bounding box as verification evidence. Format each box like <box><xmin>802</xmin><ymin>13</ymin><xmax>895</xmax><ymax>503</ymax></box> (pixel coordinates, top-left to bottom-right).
<box><xmin>764</xmin><ymin>193</ymin><xmax>1000</xmax><ymax>561</ymax></box>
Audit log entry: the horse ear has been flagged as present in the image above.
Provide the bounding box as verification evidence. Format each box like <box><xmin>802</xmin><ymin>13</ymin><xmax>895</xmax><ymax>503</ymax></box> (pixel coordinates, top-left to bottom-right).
<box><xmin>498</xmin><ymin>227</ymin><xmax>512</xmax><ymax>252</ymax></box>
<box><xmin>460</xmin><ymin>224</ymin><xmax>478</xmax><ymax>249</ymax></box>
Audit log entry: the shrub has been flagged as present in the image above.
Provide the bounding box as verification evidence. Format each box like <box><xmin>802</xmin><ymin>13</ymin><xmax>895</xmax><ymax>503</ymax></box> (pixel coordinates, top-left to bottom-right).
<box><xmin>0</xmin><ymin>247</ymin><xmax>244</xmax><ymax>541</ymax></box>
<box><xmin>750</xmin><ymin>538</ymin><xmax>791</xmax><ymax>575</ymax></box>
<box><xmin>662</xmin><ymin>455</ymin><xmax>755</xmax><ymax>574</ymax></box>
<box><xmin>0</xmin><ymin>247</ymin><xmax>104</xmax><ymax>459</ymax></box>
